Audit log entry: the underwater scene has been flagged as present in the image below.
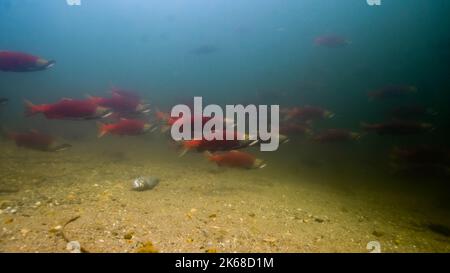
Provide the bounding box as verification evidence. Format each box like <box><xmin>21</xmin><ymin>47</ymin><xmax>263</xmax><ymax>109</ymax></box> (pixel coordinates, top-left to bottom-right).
<box><xmin>0</xmin><ymin>0</ymin><xmax>450</xmax><ymax>253</ymax></box>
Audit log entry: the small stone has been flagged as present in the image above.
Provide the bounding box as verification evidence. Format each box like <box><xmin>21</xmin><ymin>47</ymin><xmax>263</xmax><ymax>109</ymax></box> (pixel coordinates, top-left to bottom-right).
<box><xmin>135</xmin><ymin>241</ymin><xmax>158</xmax><ymax>253</ymax></box>
<box><xmin>315</xmin><ymin>217</ymin><xmax>328</xmax><ymax>223</ymax></box>
<box><xmin>66</xmin><ymin>194</ymin><xmax>76</xmax><ymax>201</ymax></box>
<box><xmin>66</xmin><ymin>241</ymin><xmax>81</xmax><ymax>253</ymax></box>
<box><xmin>0</xmin><ymin>201</ymin><xmax>13</xmax><ymax>209</ymax></box>
<box><xmin>372</xmin><ymin>230</ymin><xmax>384</xmax><ymax>237</ymax></box>
<box><xmin>248</xmin><ymin>212</ymin><xmax>256</xmax><ymax>217</ymax></box>
<box><xmin>263</xmin><ymin>237</ymin><xmax>277</xmax><ymax>243</ymax></box>
<box><xmin>124</xmin><ymin>232</ymin><xmax>134</xmax><ymax>240</ymax></box>
<box><xmin>20</xmin><ymin>229</ymin><xmax>30</xmax><ymax>236</ymax></box>
<box><xmin>50</xmin><ymin>225</ymin><xmax>62</xmax><ymax>233</ymax></box>
<box><xmin>208</xmin><ymin>214</ymin><xmax>217</xmax><ymax>218</ymax></box>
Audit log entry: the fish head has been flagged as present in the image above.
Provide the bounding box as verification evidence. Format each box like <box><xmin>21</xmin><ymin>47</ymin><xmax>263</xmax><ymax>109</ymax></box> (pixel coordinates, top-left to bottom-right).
<box><xmin>421</xmin><ymin>123</ymin><xmax>434</xmax><ymax>131</ymax></box>
<box><xmin>253</xmin><ymin>158</ymin><xmax>267</xmax><ymax>169</ymax></box>
<box><xmin>136</xmin><ymin>103</ymin><xmax>151</xmax><ymax>114</ymax></box>
<box><xmin>95</xmin><ymin>106</ymin><xmax>113</xmax><ymax>119</ymax></box>
<box><xmin>409</xmin><ymin>86</ymin><xmax>418</xmax><ymax>93</ymax></box>
<box><xmin>278</xmin><ymin>134</ymin><xmax>290</xmax><ymax>144</ymax></box>
<box><xmin>324</xmin><ymin>111</ymin><xmax>335</xmax><ymax>119</ymax></box>
<box><xmin>350</xmin><ymin>132</ymin><xmax>363</xmax><ymax>141</ymax></box>
<box><xmin>35</xmin><ymin>58</ymin><xmax>55</xmax><ymax>71</ymax></box>
<box><xmin>143</xmin><ymin>123</ymin><xmax>154</xmax><ymax>132</ymax></box>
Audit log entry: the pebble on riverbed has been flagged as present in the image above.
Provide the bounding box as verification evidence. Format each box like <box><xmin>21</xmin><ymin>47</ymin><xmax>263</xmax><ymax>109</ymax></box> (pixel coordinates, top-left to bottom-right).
<box><xmin>131</xmin><ymin>177</ymin><xmax>160</xmax><ymax>192</ymax></box>
<box><xmin>66</xmin><ymin>241</ymin><xmax>81</xmax><ymax>253</ymax></box>
<box><xmin>135</xmin><ymin>241</ymin><xmax>158</xmax><ymax>253</ymax></box>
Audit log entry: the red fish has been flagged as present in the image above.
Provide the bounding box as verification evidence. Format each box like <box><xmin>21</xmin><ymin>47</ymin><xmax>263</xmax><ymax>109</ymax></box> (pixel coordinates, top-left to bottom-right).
<box><xmin>361</xmin><ymin>120</ymin><xmax>433</xmax><ymax>135</ymax></box>
<box><xmin>168</xmin><ymin>114</ymin><xmax>214</xmax><ymax>127</ymax></box>
<box><xmin>368</xmin><ymin>85</ymin><xmax>417</xmax><ymax>100</ymax></box>
<box><xmin>7</xmin><ymin>130</ymin><xmax>70</xmax><ymax>152</ymax></box>
<box><xmin>391</xmin><ymin>145</ymin><xmax>449</xmax><ymax>165</ymax></box>
<box><xmin>180</xmin><ymin>130</ymin><xmax>252</xmax><ymax>155</ymax></box>
<box><xmin>110</xmin><ymin>88</ymin><xmax>141</xmax><ymax>100</ymax></box>
<box><xmin>97</xmin><ymin>118</ymin><xmax>152</xmax><ymax>137</ymax></box>
<box><xmin>283</xmin><ymin>106</ymin><xmax>334</xmax><ymax>122</ymax></box>
<box><xmin>312</xmin><ymin>129</ymin><xmax>361</xmax><ymax>143</ymax></box>
<box><xmin>158</xmin><ymin>110</ymin><xmax>233</xmax><ymax>135</ymax></box>
<box><xmin>314</xmin><ymin>35</ymin><xmax>350</xmax><ymax>48</ymax></box>
<box><xmin>25</xmin><ymin>98</ymin><xmax>111</xmax><ymax>120</ymax></box>
<box><xmin>390</xmin><ymin>145</ymin><xmax>450</xmax><ymax>177</ymax></box>
<box><xmin>0</xmin><ymin>51</ymin><xmax>55</xmax><ymax>72</ymax></box>
<box><xmin>89</xmin><ymin>90</ymin><xmax>149</xmax><ymax>114</ymax></box>
<box><xmin>389</xmin><ymin>105</ymin><xmax>436</xmax><ymax>119</ymax></box>
<box><xmin>204</xmin><ymin>150</ymin><xmax>266</xmax><ymax>169</ymax></box>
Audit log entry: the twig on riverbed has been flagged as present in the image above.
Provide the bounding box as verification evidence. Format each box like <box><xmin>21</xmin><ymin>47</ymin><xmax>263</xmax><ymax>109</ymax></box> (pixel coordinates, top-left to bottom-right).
<box><xmin>61</xmin><ymin>215</ymin><xmax>90</xmax><ymax>253</ymax></box>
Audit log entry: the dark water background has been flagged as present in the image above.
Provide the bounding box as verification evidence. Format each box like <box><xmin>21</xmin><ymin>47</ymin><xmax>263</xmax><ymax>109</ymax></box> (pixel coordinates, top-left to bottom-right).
<box><xmin>1</xmin><ymin>1</ymin><xmax>450</xmax><ymax>204</ymax></box>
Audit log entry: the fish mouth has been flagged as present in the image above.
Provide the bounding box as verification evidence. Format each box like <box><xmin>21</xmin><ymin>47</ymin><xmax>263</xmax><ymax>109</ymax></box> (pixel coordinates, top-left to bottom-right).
<box><xmin>43</xmin><ymin>60</ymin><xmax>55</xmax><ymax>69</ymax></box>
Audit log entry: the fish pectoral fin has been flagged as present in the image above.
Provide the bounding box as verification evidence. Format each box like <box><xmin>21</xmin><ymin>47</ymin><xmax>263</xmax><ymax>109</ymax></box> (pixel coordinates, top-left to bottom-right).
<box><xmin>50</xmin><ymin>143</ymin><xmax>72</xmax><ymax>152</ymax></box>
<box><xmin>178</xmin><ymin>148</ymin><xmax>189</xmax><ymax>158</ymax></box>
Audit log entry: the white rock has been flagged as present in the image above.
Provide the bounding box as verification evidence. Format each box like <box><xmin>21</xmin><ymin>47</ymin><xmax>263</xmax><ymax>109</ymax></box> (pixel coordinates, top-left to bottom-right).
<box><xmin>66</xmin><ymin>241</ymin><xmax>81</xmax><ymax>253</ymax></box>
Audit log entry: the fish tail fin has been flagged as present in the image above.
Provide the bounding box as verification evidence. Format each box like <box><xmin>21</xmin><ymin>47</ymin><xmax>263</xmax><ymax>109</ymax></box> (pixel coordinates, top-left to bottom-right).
<box><xmin>97</xmin><ymin>122</ymin><xmax>109</xmax><ymax>138</ymax></box>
